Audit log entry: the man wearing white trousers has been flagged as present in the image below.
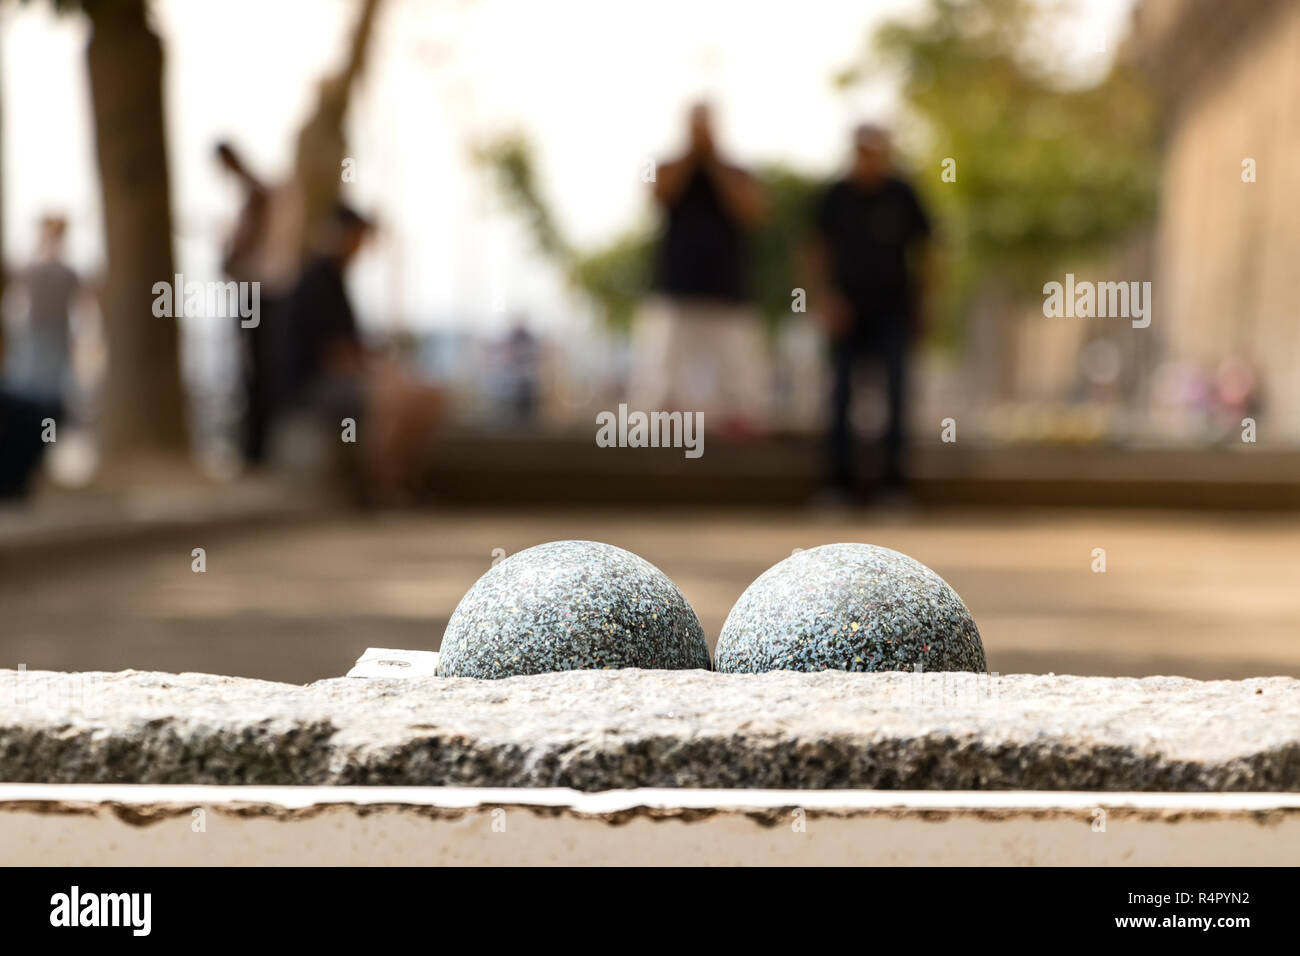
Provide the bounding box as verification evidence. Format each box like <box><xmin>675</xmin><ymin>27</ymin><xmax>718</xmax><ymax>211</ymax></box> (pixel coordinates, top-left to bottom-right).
<box><xmin>630</xmin><ymin>103</ymin><xmax>769</xmax><ymax>435</ymax></box>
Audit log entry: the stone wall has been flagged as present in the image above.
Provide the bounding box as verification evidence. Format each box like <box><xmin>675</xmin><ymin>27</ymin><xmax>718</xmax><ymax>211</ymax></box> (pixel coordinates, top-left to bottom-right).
<box><xmin>3</xmin><ymin>668</ymin><xmax>1297</xmax><ymax>790</ymax></box>
<box><xmin>1133</xmin><ymin>0</ymin><xmax>1300</xmax><ymax>439</ymax></box>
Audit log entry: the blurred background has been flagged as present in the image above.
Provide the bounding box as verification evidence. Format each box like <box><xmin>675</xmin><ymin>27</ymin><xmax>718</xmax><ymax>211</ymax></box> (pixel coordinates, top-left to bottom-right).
<box><xmin>1</xmin><ymin>0</ymin><xmax>1298</xmax><ymax>684</ymax></box>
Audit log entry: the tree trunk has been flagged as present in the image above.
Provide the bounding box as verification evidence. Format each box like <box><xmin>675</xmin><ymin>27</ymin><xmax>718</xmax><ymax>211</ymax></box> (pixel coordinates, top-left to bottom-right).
<box><xmin>85</xmin><ymin>0</ymin><xmax>187</xmax><ymax>468</ymax></box>
<box><xmin>293</xmin><ymin>0</ymin><xmax>383</xmax><ymax>261</ymax></box>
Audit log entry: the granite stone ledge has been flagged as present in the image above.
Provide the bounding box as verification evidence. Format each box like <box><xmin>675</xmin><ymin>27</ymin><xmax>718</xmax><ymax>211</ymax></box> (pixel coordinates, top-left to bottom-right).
<box><xmin>1</xmin><ymin>668</ymin><xmax>1297</xmax><ymax>791</ymax></box>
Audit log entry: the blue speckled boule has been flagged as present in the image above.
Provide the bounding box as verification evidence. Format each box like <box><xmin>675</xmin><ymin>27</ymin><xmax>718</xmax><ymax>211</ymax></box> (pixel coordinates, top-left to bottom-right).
<box><xmin>437</xmin><ymin>540</ymin><xmax>710</xmax><ymax>678</ymax></box>
<box><xmin>715</xmin><ymin>543</ymin><xmax>985</xmax><ymax>674</ymax></box>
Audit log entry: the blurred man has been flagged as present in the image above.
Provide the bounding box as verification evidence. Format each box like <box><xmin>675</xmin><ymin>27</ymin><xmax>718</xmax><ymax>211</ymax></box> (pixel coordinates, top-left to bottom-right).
<box><xmin>631</xmin><ymin>102</ymin><xmax>769</xmax><ymax>434</ymax></box>
<box><xmin>215</xmin><ymin>141</ymin><xmax>303</xmax><ymax>465</ymax></box>
<box><xmin>276</xmin><ymin>204</ymin><xmax>443</xmax><ymax>500</ymax></box>
<box><xmin>278</xmin><ymin>204</ymin><xmax>370</xmax><ymax>425</ymax></box>
<box><xmin>810</xmin><ymin>124</ymin><xmax>933</xmax><ymax>499</ymax></box>
<box><xmin>498</xmin><ymin>320</ymin><xmax>541</xmax><ymax>424</ymax></box>
<box><xmin>0</xmin><ymin>216</ymin><xmax>81</xmax><ymax>498</ymax></box>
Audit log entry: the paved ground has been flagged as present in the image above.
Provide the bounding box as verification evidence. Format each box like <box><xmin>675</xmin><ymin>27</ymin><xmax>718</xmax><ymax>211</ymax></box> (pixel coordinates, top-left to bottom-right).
<box><xmin>4</xmin><ymin>505</ymin><xmax>1299</xmax><ymax>683</ymax></box>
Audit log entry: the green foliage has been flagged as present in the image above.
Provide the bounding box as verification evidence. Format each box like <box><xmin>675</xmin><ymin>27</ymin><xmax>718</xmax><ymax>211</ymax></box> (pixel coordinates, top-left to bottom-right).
<box><xmin>476</xmin><ymin>136</ymin><xmax>821</xmax><ymax>332</ymax></box>
<box><xmin>567</xmin><ymin>231</ymin><xmax>655</xmax><ymax>331</ymax></box>
<box><xmin>749</xmin><ymin>165</ymin><xmax>822</xmax><ymax>331</ymax></box>
<box><xmin>476</xmin><ymin>134</ymin><xmax>650</xmax><ymax>330</ymax></box>
<box><xmin>474</xmin><ymin>135</ymin><xmax>570</xmax><ymax>265</ymax></box>
<box><xmin>480</xmin><ymin>0</ymin><xmax>1157</xmax><ymax>342</ymax></box>
<box><xmin>858</xmin><ymin>0</ymin><xmax>1159</xmax><ymax>336</ymax></box>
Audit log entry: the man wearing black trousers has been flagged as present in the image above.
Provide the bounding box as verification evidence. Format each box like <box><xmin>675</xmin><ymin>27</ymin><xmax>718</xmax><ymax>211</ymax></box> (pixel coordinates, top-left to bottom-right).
<box><xmin>810</xmin><ymin>124</ymin><xmax>934</xmax><ymax>500</ymax></box>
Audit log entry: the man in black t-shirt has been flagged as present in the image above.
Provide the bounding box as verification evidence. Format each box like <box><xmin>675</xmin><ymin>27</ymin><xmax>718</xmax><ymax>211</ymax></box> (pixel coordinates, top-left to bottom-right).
<box><xmin>810</xmin><ymin>124</ymin><xmax>933</xmax><ymax>496</ymax></box>
<box><xmin>279</xmin><ymin>205</ymin><xmax>370</xmax><ymax>419</ymax></box>
<box><xmin>273</xmin><ymin>203</ymin><xmax>446</xmax><ymax>499</ymax></box>
<box><xmin>629</xmin><ymin>103</ymin><xmax>770</xmax><ymax>433</ymax></box>
<box><xmin>651</xmin><ymin>105</ymin><xmax>754</xmax><ymax>305</ymax></box>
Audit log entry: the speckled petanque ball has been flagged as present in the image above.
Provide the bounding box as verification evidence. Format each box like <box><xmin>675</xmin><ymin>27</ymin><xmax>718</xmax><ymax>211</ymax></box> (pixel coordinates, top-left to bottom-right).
<box><xmin>715</xmin><ymin>543</ymin><xmax>985</xmax><ymax>674</ymax></box>
<box><xmin>437</xmin><ymin>540</ymin><xmax>711</xmax><ymax>678</ymax></box>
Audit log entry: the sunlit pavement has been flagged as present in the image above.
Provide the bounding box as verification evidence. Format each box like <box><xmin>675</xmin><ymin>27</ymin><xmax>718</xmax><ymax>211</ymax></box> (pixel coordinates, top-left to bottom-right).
<box><xmin>4</xmin><ymin>506</ymin><xmax>1298</xmax><ymax>684</ymax></box>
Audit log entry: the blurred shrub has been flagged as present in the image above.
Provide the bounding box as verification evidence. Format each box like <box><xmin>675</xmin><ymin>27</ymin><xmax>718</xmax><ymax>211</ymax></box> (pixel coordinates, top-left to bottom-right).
<box><xmin>476</xmin><ymin>137</ymin><xmax>819</xmax><ymax>332</ymax></box>
<box><xmin>479</xmin><ymin>0</ymin><xmax>1157</xmax><ymax>347</ymax></box>
<box><xmin>847</xmin><ymin>0</ymin><xmax>1160</xmax><ymax>345</ymax></box>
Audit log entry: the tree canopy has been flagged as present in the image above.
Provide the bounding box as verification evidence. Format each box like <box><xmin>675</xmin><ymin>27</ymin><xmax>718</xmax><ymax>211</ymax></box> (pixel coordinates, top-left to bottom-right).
<box><xmin>853</xmin><ymin>0</ymin><xmax>1159</xmax><ymax>339</ymax></box>
<box><xmin>479</xmin><ymin>0</ymin><xmax>1159</xmax><ymax>347</ymax></box>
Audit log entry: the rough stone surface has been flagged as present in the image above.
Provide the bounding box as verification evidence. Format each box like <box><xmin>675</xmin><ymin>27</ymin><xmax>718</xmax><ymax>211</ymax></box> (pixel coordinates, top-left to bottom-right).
<box><xmin>437</xmin><ymin>540</ymin><xmax>710</xmax><ymax>678</ymax></box>
<box><xmin>2</xmin><ymin>668</ymin><xmax>1298</xmax><ymax>791</ymax></box>
<box><xmin>715</xmin><ymin>543</ymin><xmax>985</xmax><ymax>674</ymax></box>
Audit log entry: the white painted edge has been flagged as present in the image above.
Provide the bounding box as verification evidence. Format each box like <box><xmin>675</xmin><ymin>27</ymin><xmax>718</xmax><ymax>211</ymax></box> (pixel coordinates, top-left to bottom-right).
<box><xmin>2</xmin><ymin>785</ymin><xmax>1299</xmax><ymax>814</ymax></box>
